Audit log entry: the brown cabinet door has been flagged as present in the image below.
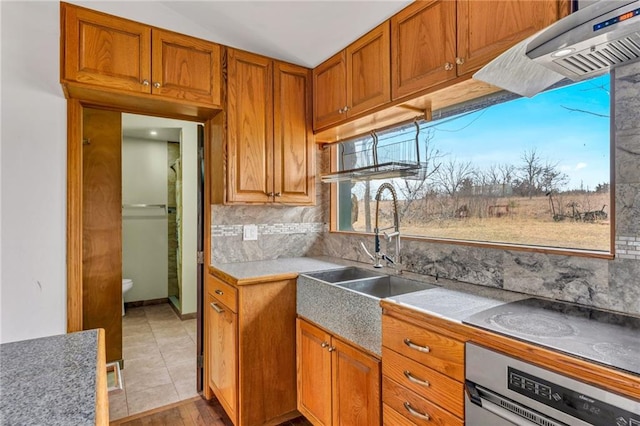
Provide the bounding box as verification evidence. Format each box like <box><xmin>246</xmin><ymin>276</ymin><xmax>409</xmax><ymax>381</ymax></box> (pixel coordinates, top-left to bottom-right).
<box><xmin>346</xmin><ymin>21</ymin><xmax>391</xmax><ymax>117</ymax></box>
<box><xmin>313</xmin><ymin>51</ymin><xmax>347</xmax><ymax>130</ymax></box>
<box><xmin>208</xmin><ymin>294</ymin><xmax>237</xmax><ymax>423</ymax></box>
<box><xmin>226</xmin><ymin>49</ymin><xmax>273</xmax><ymax>203</ymax></box>
<box><xmin>391</xmin><ymin>0</ymin><xmax>456</xmax><ymax>100</ymax></box>
<box><xmin>151</xmin><ymin>29</ymin><xmax>221</xmax><ymax>106</ymax></box>
<box><xmin>82</xmin><ymin>107</ymin><xmax>122</xmax><ymax>364</ymax></box>
<box><xmin>273</xmin><ymin>62</ymin><xmax>315</xmax><ymax>205</ymax></box>
<box><xmin>457</xmin><ymin>0</ymin><xmax>564</xmax><ymax>75</ymax></box>
<box><xmin>62</xmin><ymin>3</ymin><xmax>151</xmax><ymax>93</ymax></box>
<box><xmin>332</xmin><ymin>337</ymin><xmax>381</xmax><ymax>426</ymax></box>
<box><xmin>297</xmin><ymin>319</ymin><xmax>332</xmax><ymax>426</ymax></box>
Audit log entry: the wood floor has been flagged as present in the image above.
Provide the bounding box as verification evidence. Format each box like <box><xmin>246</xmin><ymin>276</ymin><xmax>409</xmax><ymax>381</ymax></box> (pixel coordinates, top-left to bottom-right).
<box><xmin>110</xmin><ymin>396</ymin><xmax>312</xmax><ymax>426</ymax></box>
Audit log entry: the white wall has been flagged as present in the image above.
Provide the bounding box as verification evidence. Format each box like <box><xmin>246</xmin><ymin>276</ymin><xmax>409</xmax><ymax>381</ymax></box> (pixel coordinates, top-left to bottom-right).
<box><xmin>1</xmin><ymin>2</ymin><xmax>67</xmax><ymax>343</ymax></box>
<box><xmin>0</xmin><ymin>1</ymin><xmax>206</xmax><ymax>343</ymax></box>
<box><xmin>122</xmin><ymin>137</ymin><xmax>169</xmax><ymax>303</ymax></box>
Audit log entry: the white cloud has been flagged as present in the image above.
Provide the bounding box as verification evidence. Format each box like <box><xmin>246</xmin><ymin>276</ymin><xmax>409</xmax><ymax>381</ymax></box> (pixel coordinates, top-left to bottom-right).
<box><xmin>575</xmin><ymin>162</ymin><xmax>588</xmax><ymax>170</ymax></box>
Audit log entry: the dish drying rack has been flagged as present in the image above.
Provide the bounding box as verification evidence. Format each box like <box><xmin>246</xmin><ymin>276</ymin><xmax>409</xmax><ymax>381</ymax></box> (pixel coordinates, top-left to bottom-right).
<box><xmin>321</xmin><ymin>120</ymin><xmax>424</xmax><ymax>183</ymax></box>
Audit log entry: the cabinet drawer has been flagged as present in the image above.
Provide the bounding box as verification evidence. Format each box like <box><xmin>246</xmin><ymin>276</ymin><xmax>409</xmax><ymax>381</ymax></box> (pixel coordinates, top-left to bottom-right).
<box><xmin>382</xmin><ymin>347</ymin><xmax>463</xmax><ymax>418</ymax></box>
<box><xmin>383</xmin><ymin>403</ymin><xmax>414</xmax><ymax>426</ymax></box>
<box><xmin>382</xmin><ymin>315</ymin><xmax>464</xmax><ymax>381</ymax></box>
<box><xmin>208</xmin><ymin>275</ymin><xmax>238</xmax><ymax>313</ymax></box>
<box><xmin>383</xmin><ymin>377</ymin><xmax>462</xmax><ymax>426</ymax></box>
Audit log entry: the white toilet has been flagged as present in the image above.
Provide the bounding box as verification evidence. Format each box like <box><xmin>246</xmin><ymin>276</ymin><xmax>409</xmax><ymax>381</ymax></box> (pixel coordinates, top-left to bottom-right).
<box><xmin>122</xmin><ymin>278</ymin><xmax>133</xmax><ymax>316</ymax></box>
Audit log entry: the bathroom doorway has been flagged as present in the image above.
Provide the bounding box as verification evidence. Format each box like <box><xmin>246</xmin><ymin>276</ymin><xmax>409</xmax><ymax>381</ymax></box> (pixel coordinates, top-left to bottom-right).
<box><xmin>120</xmin><ymin>113</ymin><xmax>200</xmax><ymax>319</ymax></box>
<box><xmin>113</xmin><ymin>113</ymin><xmax>204</xmax><ymax>419</ymax></box>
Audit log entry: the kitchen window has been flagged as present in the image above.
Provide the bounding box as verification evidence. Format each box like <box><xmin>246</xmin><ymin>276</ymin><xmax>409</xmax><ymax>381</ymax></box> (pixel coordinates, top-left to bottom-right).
<box><xmin>333</xmin><ymin>75</ymin><xmax>611</xmax><ymax>255</ymax></box>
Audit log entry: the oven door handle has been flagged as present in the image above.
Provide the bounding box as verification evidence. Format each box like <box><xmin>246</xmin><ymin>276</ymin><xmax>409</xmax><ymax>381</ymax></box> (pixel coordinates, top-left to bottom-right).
<box><xmin>465</xmin><ymin>381</ymin><xmax>564</xmax><ymax>426</ymax></box>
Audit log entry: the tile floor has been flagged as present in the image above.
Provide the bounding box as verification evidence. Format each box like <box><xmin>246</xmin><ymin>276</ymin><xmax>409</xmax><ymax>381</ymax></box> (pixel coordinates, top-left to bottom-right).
<box><xmin>109</xmin><ymin>303</ymin><xmax>198</xmax><ymax>421</ymax></box>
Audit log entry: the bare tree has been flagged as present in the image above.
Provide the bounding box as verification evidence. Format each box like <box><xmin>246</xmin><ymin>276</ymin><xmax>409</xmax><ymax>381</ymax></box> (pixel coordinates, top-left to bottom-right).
<box><xmin>519</xmin><ymin>148</ymin><xmax>544</xmax><ymax>199</ymax></box>
<box><xmin>435</xmin><ymin>158</ymin><xmax>475</xmax><ymax>197</ymax></box>
<box><xmin>498</xmin><ymin>163</ymin><xmax>516</xmax><ymax>196</ymax></box>
<box><xmin>394</xmin><ymin>128</ymin><xmax>443</xmax><ymax>220</ymax></box>
<box><xmin>539</xmin><ymin>161</ymin><xmax>569</xmax><ymax>193</ymax></box>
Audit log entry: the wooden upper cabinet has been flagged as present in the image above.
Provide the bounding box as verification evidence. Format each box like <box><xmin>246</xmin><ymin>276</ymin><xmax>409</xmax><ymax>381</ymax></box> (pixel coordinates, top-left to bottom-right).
<box><xmin>152</xmin><ymin>29</ymin><xmax>221</xmax><ymax>105</ymax></box>
<box><xmin>346</xmin><ymin>21</ymin><xmax>391</xmax><ymax>118</ymax></box>
<box><xmin>61</xmin><ymin>2</ymin><xmax>221</xmax><ymax>108</ymax></box>
<box><xmin>225</xmin><ymin>49</ymin><xmax>314</xmax><ymax>205</ymax></box>
<box><xmin>391</xmin><ymin>0</ymin><xmax>456</xmax><ymax>100</ymax></box>
<box><xmin>313</xmin><ymin>51</ymin><xmax>347</xmax><ymax>130</ymax></box>
<box><xmin>313</xmin><ymin>22</ymin><xmax>390</xmax><ymax>131</ymax></box>
<box><xmin>226</xmin><ymin>49</ymin><xmax>274</xmax><ymax>204</ymax></box>
<box><xmin>273</xmin><ymin>62</ymin><xmax>315</xmax><ymax>205</ymax></box>
<box><xmin>457</xmin><ymin>0</ymin><xmax>565</xmax><ymax>75</ymax></box>
<box><xmin>62</xmin><ymin>4</ymin><xmax>151</xmax><ymax>93</ymax></box>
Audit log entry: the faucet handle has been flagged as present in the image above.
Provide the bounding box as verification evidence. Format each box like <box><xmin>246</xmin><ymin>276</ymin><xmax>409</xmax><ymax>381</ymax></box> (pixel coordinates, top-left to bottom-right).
<box><xmin>381</xmin><ymin>254</ymin><xmax>395</xmax><ymax>264</ymax></box>
<box><xmin>359</xmin><ymin>242</ymin><xmax>375</xmax><ymax>262</ymax></box>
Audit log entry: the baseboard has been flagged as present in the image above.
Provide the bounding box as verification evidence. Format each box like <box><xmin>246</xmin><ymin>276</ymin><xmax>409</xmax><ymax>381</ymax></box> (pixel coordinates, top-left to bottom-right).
<box><xmin>124</xmin><ymin>297</ymin><xmax>169</xmax><ymax>309</ymax></box>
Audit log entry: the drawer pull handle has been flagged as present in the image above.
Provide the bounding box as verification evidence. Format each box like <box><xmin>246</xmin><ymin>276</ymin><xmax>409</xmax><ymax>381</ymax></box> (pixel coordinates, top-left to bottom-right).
<box><xmin>215</xmin><ymin>289</ymin><xmax>224</xmax><ymax>296</ymax></box>
<box><xmin>404</xmin><ymin>402</ymin><xmax>430</xmax><ymax>421</ymax></box>
<box><xmin>404</xmin><ymin>338</ymin><xmax>430</xmax><ymax>353</ymax></box>
<box><xmin>404</xmin><ymin>370</ymin><xmax>430</xmax><ymax>387</ymax></box>
<box><xmin>210</xmin><ymin>302</ymin><xmax>224</xmax><ymax>314</ymax></box>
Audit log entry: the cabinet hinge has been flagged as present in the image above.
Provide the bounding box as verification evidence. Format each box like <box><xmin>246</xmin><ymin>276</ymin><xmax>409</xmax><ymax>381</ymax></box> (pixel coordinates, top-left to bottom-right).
<box><xmin>197</xmin><ymin>251</ymin><xmax>204</xmax><ymax>265</ymax></box>
<box><xmin>197</xmin><ymin>355</ymin><xmax>204</xmax><ymax>368</ymax></box>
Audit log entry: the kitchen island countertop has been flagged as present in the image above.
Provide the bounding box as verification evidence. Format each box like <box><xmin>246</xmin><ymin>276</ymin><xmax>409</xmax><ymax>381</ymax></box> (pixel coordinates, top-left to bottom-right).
<box><xmin>0</xmin><ymin>329</ymin><xmax>107</xmax><ymax>426</ymax></box>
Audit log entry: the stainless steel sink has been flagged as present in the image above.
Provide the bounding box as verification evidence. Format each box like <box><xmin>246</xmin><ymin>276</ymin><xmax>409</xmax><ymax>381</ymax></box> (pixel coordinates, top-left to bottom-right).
<box><xmin>302</xmin><ymin>266</ymin><xmax>385</xmax><ymax>283</ymax></box>
<box><xmin>336</xmin><ymin>275</ymin><xmax>435</xmax><ymax>299</ymax></box>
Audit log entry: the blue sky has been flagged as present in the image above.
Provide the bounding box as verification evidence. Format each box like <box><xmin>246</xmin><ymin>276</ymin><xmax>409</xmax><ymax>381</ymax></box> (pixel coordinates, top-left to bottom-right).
<box><xmin>424</xmin><ymin>75</ymin><xmax>611</xmax><ymax>191</ymax></box>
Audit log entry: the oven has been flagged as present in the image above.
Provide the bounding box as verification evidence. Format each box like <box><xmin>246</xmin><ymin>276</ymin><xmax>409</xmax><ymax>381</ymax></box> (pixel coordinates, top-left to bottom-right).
<box><xmin>465</xmin><ymin>342</ymin><xmax>640</xmax><ymax>426</ymax></box>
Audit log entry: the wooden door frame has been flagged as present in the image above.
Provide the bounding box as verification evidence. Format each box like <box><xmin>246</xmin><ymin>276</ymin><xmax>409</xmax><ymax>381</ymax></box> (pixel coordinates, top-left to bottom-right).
<box><xmin>66</xmin><ymin>98</ymin><xmax>214</xmax><ymax>332</ymax></box>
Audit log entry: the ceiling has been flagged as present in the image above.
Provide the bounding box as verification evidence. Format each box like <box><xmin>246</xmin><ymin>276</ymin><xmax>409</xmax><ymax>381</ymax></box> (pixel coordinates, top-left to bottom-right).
<box><xmin>77</xmin><ymin>0</ymin><xmax>413</xmax><ymax>68</ymax></box>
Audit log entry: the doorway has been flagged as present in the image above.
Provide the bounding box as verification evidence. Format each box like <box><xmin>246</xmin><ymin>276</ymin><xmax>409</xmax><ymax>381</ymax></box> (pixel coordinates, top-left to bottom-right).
<box><xmin>79</xmin><ymin>106</ymin><xmax>206</xmax><ymax>419</ymax></box>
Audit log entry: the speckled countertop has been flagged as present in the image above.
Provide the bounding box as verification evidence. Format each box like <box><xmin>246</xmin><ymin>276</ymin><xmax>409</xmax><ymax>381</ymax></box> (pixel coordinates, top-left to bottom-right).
<box><xmin>0</xmin><ymin>330</ymin><xmax>99</xmax><ymax>426</ymax></box>
<box><xmin>210</xmin><ymin>256</ymin><xmax>351</xmax><ymax>283</ymax></box>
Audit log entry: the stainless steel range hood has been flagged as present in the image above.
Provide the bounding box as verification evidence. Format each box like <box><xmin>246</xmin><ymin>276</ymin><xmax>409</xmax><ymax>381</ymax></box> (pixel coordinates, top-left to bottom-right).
<box><xmin>474</xmin><ymin>0</ymin><xmax>640</xmax><ymax>97</ymax></box>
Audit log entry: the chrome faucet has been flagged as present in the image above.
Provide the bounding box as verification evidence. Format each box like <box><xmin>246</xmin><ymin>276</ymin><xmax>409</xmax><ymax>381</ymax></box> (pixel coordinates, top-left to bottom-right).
<box><xmin>360</xmin><ymin>182</ymin><xmax>401</xmax><ymax>270</ymax></box>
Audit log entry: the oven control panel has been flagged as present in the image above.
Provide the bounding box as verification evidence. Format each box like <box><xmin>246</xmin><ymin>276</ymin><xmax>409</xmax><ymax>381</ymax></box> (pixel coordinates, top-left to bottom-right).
<box><xmin>508</xmin><ymin>367</ymin><xmax>640</xmax><ymax>426</ymax></box>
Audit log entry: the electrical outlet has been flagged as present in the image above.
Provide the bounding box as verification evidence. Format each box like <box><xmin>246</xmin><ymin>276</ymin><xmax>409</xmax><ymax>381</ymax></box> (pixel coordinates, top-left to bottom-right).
<box><xmin>243</xmin><ymin>224</ymin><xmax>258</xmax><ymax>241</ymax></box>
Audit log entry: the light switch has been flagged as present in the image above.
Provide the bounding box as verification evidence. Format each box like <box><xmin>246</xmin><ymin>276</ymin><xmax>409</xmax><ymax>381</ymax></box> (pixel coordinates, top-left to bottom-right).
<box><xmin>243</xmin><ymin>224</ymin><xmax>258</xmax><ymax>241</ymax></box>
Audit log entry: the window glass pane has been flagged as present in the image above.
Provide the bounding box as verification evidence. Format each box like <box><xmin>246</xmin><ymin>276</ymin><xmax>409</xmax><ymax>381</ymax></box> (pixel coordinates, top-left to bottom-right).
<box><xmin>336</xmin><ymin>75</ymin><xmax>611</xmax><ymax>253</ymax></box>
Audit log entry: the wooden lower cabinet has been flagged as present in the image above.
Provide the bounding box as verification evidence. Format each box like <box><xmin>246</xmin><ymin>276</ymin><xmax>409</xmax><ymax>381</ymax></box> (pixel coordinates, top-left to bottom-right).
<box><xmin>297</xmin><ymin>318</ymin><xmax>381</xmax><ymax>426</ymax></box>
<box><xmin>381</xmin><ymin>313</ymin><xmax>465</xmax><ymax>425</ymax></box>
<box><xmin>205</xmin><ymin>272</ymin><xmax>298</xmax><ymax>426</ymax></box>
<box><xmin>208</xmin><ymin>293</ymin><xmax>238</xmax><ymax>420</ymax></box>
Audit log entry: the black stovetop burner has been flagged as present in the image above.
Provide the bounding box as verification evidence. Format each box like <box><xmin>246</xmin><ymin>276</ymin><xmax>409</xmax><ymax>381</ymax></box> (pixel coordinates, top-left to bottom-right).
<box><xmin>463</xmin><ymin>298</ymin><xmax>640</xmax><ymax>376</ymax></box>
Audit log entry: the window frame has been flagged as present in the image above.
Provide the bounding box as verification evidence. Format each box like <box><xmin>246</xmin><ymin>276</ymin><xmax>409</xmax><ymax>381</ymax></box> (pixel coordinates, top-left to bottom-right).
<box><xmin>328</xmin><ymin>82</ymin><xmax>615</xmax><ymax>260</ymax></box>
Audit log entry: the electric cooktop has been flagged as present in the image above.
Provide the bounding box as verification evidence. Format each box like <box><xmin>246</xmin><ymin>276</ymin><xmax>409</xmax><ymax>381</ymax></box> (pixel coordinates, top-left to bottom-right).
<box><xmin>463</xmin><ymin>298</ymin><xmax>640</xmax><ymax>376</ymax></box>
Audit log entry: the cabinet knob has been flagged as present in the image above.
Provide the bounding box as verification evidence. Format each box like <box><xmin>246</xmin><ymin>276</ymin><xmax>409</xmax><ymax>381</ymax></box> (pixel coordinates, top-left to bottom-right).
<box><xmin>455</xmin><ymin>57</ymin><xmax>465</xmax><ymax>65</ymax></box>
<box><xmin>153</xmin><ymin>82</ymin><xmax>161</xmax><ymax>88</ymax></box>
<box><xmin>142</xmin><ymin>79</ymin><xmax>150</xmax><ymax>86</ymax></box>
<box><xmin>327</xmin><ymin>346</ymin><xmax>336</xmax><ymax>352</ymax></box>
<box><xmin>343</xmin><ymin>106</ymin><xmax>350</xmax><ymax>113</ymax></box>
<box><xmin>321</xmin><ymin>342</ymin><xmax>329</xmax><ymax>348</ymax></box>
<box><xmin>274</xmin><ymin>192</ymin><xmax>281</xmax><ymax>197</ymax></box>
<box><xmin>266</xmin><ymin>192</ymin><xmax>275</xmax><ymax>197</ymax></box>
<box><xmin>444</xmin><ymin>62</ymin><xmax>454</xmax><ymax>71</ymax></box>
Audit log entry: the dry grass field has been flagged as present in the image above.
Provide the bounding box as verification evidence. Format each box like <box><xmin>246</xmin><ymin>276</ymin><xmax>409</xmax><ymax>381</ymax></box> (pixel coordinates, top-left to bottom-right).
<box><xmin>351</xmin><ymin>192</ymin><xmax>611</xmax><ymax>251</ymax></box>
